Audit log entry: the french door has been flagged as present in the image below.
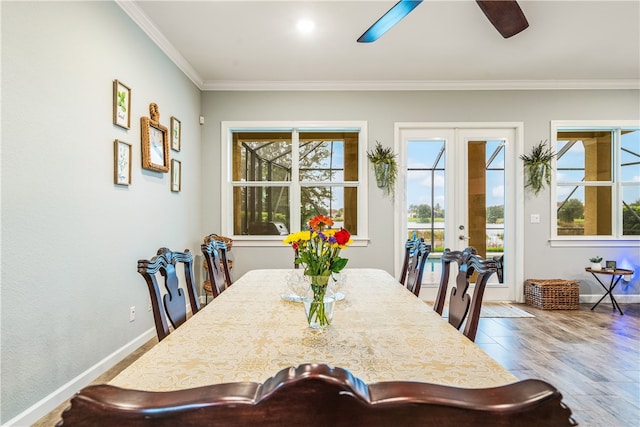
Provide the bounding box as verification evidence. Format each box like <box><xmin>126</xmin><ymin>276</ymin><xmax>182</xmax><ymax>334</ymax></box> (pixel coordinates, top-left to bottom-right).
<box><xmin>394</xmin><ymin>123</ymin><xmax>524</xmax><ymax>302</ymax></box>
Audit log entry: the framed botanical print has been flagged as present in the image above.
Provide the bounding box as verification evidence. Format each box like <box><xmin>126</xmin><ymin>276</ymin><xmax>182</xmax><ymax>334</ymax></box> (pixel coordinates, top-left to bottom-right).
<box><xmin>113</xmin><ymin>80</ymin><xmax>131</xmax><ymax>129</ymax></box>
<box><xmin>171</xmin><ymin>116</ymin><xmax>181</xmax><ymax>152</ymax></box>
<box><xmin>141</xmin><ymin>103</ymin><xmax>170</xmax><ymax>173</ymax></box>
<box><xmin>114</xmin><ymin>139</ymin><xmax>132</xmax><ymax>185</ymax></box>
<box><xmin>171</xmin><ymin>159</ymin><xmax>182</xmax><ymax>192</ymax></box>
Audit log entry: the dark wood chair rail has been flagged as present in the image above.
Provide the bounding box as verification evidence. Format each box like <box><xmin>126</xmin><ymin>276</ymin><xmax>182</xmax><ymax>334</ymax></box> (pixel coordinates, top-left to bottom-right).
<box><xmin>57</xmin><ymin>363</ymin><xmax>576</xmax><ymax>426</ymax></box>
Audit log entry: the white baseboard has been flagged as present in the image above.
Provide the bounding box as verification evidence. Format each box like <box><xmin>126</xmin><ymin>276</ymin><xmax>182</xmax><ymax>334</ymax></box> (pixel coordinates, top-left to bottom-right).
<box><xmin>579</xmin><ymin>294</ymin><xmax>640</xmax><ymax>304</ymax></box>
<box><xmin>4</xmin><ymin>328</ymin><xmax>156</xmax><ymax>427</ymax></box>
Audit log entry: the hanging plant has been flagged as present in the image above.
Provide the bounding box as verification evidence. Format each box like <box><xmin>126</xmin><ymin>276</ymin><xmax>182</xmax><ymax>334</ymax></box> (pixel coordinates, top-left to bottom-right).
<box><xmin>367</xmin><ymin>141</ymin><xmax>398</xmax><ymax>197</ymax></box>
<box><xmin>520</xmin><ymin>140</ymin><xmax>556</xmax><ymax>196</ymax></box>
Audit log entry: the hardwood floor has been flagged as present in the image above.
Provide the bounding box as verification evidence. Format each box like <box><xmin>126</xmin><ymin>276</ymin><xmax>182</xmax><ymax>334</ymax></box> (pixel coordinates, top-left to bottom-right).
<box><xmin>474</xmin><ymin>303</ymin><xmax>640</xmax><ymax>427</ymax></box>
<box><xmin>35</xmin><ymin>303</ymin><xmax>638</xmax><ymax>426</ymax></box>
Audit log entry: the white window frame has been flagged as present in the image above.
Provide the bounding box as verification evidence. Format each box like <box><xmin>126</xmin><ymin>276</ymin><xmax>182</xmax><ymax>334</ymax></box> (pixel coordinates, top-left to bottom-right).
<box><xmin>220</xmin><ymin>121</ymin><xmax>369</xmax><ymax>247</ymax></box>
<box><xmin>550</xmin><ymin>120</ymin><xmax>640</xmax><ymax>247</ymax></box>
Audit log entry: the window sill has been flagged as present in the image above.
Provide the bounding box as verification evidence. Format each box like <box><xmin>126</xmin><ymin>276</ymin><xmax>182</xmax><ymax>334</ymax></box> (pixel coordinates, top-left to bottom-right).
<box><xmin>549</xmin><ymin>237</ymin><xmax>640</xmax><ymax>248</ymax></box>
<box><xmin>230</xmin><ymin>237</ymin><xmax>370</xmax><ymax>248</ymax></box>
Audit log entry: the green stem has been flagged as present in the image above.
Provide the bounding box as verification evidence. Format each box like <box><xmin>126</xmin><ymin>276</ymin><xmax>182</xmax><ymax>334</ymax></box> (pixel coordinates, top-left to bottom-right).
<box><xmin>307</xmin><ymin>278</ymin><xmax>330</xmax><ymax>327</ymax></box>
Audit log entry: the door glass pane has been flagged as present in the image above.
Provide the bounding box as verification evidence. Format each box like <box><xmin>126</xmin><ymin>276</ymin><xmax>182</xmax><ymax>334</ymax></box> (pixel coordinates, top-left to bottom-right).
<box><xmin>468</xmin><ymin>140</ymin><xmax>505</xmax><ymax>284</ymax></box>
<box><xmin>406</xmin><ymin>139</ymin><xmax>445</xmax><ymax>283</ymax></box>
<box><xmin>485</xmin><ymin>140</ymin><xmax>505</xmax><ymax>283</ymax></box>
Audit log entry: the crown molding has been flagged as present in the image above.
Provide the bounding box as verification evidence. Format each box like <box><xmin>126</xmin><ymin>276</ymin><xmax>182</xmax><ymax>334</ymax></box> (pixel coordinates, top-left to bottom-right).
<box><xmin>117</xmin><ymin>1</ymin><xmax>638</xmax><ymax>93</ymax></box>
<box><xmin>116</xmin><ymin>0</ymin><xmax>204</xmax><ymax>89</ymax></box>
<box><xmin>201</xmin><ymin>79</ymin><xmax>640</xmax><ymax>91</ymax></box>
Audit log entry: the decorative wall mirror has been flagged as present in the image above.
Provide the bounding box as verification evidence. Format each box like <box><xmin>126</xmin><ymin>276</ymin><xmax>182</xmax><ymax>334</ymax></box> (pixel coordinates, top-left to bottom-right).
<box><xmin>141</xmin><ymin>103</ymin><xmax>170</xmax><ymax>173</ymax></box>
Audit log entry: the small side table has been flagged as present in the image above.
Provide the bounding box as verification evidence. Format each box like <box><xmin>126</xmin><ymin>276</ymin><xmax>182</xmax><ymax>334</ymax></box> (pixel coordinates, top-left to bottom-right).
<box><xmin>585</xmin><ymin>267</ymin><xmax>633</xmax><ymax>315</ymax></box>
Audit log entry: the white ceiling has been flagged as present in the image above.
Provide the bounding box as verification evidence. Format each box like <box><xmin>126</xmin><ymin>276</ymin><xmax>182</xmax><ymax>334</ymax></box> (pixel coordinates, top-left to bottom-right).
<box><xmin>119</xmin><ymin>0</ymin><xmax>640</xmax><ymax>91</ymax></box>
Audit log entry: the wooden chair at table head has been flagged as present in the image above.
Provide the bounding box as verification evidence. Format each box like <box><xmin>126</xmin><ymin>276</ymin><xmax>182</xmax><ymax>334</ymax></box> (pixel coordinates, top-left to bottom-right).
<box><xmin>434</xmin><ymin>246</ymin><xmax>498</xmax><ymax>342</ymax></box>
<box><xmin>60</xmin><ymin>363</ymin><xmax>576</xmax><ymax>426</ymax></box>
<box><xmin>201</xmin><ymin>237</ymin><xmax>233</xmax><ymax>303</ymax></box>
<box><xmin>433</xmin><ymin>247</ymin><xmax>477</xmax><ymax>315</ymax></box>
<box><xmin>400</xmin><ymin>234</ymin><xmax>432</xmax><ymax>297</ymax></box>
<box><xmin>137</xmin><ymin>247</ymin><xmax>200</xmax><ymax>342</ymax></box>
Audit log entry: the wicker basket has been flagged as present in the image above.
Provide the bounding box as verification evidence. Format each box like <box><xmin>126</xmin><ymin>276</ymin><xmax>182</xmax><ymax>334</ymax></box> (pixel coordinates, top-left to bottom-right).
<box><xmin>524</xmin><ymin>279</ymin><xmax>579</xmax><ymax>310</ymax></box>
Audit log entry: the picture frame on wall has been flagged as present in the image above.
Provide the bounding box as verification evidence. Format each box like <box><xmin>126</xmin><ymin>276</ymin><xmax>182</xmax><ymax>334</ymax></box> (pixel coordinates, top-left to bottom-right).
<box><xmin>113</xmin><ymin>80</ymin><xmax>131</xmax><ymax>129</ymax></box>
<box><xmin>114</xmin><ymin>139</ymin><xmax>132</xmax><ymax>186</ymax></box>
<box><xmin>171</xmin><ymin>116</ymin><xmax>181</xmax><ymax>152</ymax></box>
<box><xmin>171</xmin><ymin>159</ymin><xmax>182</xmax><ymax>192</ymax></box>
<box><xmin>141</xmin><ymin>103</ymin><xmax>170</xmax><ymax>173</ymax></box>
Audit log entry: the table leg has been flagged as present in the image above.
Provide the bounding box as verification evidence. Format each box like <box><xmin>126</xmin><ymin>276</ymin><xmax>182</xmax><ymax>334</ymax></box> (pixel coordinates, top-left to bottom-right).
<box><xmin>608</xmin><ymin>275</ymin><xmax>624</xmax><ymax>315</ymax></box>
<box><xmin>590</xmin><ymin>273</ymin><xmax>624</xmax><ymax>315</ymax></box>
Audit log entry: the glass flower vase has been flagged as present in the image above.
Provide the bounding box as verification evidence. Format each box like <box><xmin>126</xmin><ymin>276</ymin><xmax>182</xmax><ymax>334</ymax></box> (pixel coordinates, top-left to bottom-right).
<box><xmin>303</xmin><ymin>275</ymin><xmax>335</xmax><ymax>329</ymax></box>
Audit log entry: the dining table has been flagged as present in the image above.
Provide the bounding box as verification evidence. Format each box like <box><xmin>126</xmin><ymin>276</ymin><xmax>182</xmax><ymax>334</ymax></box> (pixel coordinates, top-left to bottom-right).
<box><xmin>110</xmin><ymin>268</ymin><xmax>517</xmax><ymax>391</ymax></box>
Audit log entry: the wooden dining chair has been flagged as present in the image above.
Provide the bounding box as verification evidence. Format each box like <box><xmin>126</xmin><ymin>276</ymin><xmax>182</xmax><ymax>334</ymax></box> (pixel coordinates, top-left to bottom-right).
<box><xmin>201</xmin><ymin>236</ymin><xmax>233</xmax><ymax>303</ymax></box>
<box><xmin>434</xmin><ymin>246</ymin><xmax>497</xmax><ymax>342</ymax></box>
<box><xmin>493</xmin><ymin>254</ymin><xmax>504</xmax><ymax>283</ymax></box>
<box><xmin>137</xmin><ymin>247</ymin><xmax>200</xmax><ymax>342</ymax></box>
<box><xmin>399</xmin><ymin>233</ymin><xmax>418</xmax><ymax>285</ymax></box>
<box><xmin>60</xmin><ymin>363</ymin><xmax>576</xmax><ymax>426</ymax></box>
<box><xmin>400</xmin><ymin>234</ymin><xmax>431</xmax><ymax>297</ymax></box>
<box><xmin>433</xmin><ymin>247</ymin><xmax>477</xmax><ymax>316</ymax></box>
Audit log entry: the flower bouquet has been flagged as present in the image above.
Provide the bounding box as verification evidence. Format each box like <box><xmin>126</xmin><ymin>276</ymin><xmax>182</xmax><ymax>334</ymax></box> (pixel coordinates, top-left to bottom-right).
<box><xmin>283</xmin><ymin>215</ymin><xmax>352</xmax><ymax>328</ymax></box>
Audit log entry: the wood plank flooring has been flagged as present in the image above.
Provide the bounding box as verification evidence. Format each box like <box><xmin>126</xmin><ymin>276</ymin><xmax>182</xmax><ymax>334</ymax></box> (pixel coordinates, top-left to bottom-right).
<box><xmin>474</xmin><ymin>303</ymin><xmax>639</xmax><ymax>427</ymax></box>
<box><xmin>35</xmin><ymin>303</ymin><xmax>638</xmax><ymax>426</ymax></box>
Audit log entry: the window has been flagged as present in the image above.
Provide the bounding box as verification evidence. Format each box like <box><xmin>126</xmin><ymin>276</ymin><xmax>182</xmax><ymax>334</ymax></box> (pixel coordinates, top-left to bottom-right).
<box><xmin>552</xmin><ymin>121</ymin><xmax>639</xmax><ymax>245</ymax></box>
<box><xmin>221</xmin><ymin>122</ymin><xmax>368</xmax><ymax>245</ymax></box>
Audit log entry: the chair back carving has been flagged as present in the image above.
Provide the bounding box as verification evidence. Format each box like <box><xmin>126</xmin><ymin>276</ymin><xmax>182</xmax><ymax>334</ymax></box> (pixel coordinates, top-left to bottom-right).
<box><xmin>137</xmin><ymin>248</ymin><xmax>200</xmax><ymax>341</ymax></box>
<box><xmin>400</xmin><ymin>235</ymin><xmax>431</xmax><ymax>297</ymax></box>
<box><xmin>434</xmin><ymin>247</ymin><xmax>476</xmax><ymax>315</ymax></box>
<box><xmin>60</xmin><ymin>363</ymin><xmax>575</xmax><ymax>426</ymax></box>
<box><xmin>434</xmin><ymin>247</ymin><xmax>497</xmax><ymax>341</ymax></box>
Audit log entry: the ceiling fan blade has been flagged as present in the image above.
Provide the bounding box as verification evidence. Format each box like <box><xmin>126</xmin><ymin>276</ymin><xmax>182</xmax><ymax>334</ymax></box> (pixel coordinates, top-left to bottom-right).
<box><xmin>357</xmin><ymin>0</ymin><xmax>423</xmax><ymax>43</ymax></box>
<box><xmin>476</xmin><ymin>0</ymin><xmax>529</xmax><ymax>38</ymax></box>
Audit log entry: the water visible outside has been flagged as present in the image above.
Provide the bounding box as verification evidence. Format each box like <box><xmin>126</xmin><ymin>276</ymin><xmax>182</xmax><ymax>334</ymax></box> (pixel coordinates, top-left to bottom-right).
<box><xmin>408</xmin><ymin>221</ymin><xmax>504</xmax><ymax>285</ymax></box>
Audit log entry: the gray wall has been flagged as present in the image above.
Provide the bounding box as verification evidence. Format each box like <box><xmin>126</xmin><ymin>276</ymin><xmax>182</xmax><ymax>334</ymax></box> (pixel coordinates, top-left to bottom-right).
<box><xmin>1</xmin><ymin>0</ymin><xmax>638</xmax><ymax>424</ymax></box>
<box><xmin>201</xmin><ymin>90</ymin><xmax>640</xmax><ymax>292</ymax></box>
<box><xmin>1</xmin><ymin>1</ymin><xmax>202</xmax><ymax>423</ymax></box>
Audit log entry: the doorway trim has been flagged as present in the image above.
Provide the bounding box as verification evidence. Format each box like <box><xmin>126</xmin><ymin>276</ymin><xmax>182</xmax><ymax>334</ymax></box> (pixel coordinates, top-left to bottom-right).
<box><xmin>393</xmin><ymin>122</ymin><xmax>525</xmax><ymax>303</ymax></box>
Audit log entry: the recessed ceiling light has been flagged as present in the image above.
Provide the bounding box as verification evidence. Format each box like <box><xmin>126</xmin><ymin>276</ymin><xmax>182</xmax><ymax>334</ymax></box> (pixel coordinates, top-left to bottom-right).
<box><xmin>296</xmin><ymin>18</ymin><xmax>315</xmax><ymax>35</ymax></box>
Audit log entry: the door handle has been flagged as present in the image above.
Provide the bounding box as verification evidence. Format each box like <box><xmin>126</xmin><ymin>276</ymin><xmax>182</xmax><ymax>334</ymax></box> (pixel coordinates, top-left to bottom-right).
<box><xmin>459</xmin><ymin>235</ymin><xmax>470</xmax><ymax>241</ymax></box>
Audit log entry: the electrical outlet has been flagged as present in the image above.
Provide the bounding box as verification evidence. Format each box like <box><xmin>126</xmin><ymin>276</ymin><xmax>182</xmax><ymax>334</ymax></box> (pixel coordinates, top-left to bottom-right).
<box><xmin>129</xmin><ymin>306</ymin><xmax>136</xmax><ymax>322</ymax></box>
<box><xmin>530</xmin><ymin>214</ymin><xmax>540</xmax><ymax>223</ymax></box>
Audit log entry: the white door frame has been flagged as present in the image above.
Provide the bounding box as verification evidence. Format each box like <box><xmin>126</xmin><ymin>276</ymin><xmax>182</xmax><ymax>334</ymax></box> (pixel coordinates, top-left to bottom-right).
<box><xmin>393</xmin><ymin>122</ymin><xmax>525</xmax><ymax>302</ymax></box>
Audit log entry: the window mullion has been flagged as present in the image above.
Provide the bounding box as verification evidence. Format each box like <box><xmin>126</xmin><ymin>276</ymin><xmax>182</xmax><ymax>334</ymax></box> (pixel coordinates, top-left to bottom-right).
<box><xmin>291</xmin><ymin>130</ymin><xmax>301</xmax><ymax>231</ymax></box>
<box><xmin>613</xmin><ymin>128</ymin><xmax>621</xmax><ymax>237</ymax></box>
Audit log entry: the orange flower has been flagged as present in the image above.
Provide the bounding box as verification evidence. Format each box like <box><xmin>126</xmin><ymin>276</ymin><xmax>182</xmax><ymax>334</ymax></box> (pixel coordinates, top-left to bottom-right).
<box><xmin>309</xmin><ymin>215</ymin><xmax>333</xmax><ymax>231</ymax></box>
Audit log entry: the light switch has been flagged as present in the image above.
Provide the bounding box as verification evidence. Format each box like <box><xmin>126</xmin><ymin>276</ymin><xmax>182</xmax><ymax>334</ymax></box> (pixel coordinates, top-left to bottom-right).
<box><xmin>530</xmin><ymin>214</ymin><xmax>540</xmax><ymax>224</ymax></box>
